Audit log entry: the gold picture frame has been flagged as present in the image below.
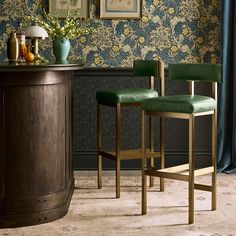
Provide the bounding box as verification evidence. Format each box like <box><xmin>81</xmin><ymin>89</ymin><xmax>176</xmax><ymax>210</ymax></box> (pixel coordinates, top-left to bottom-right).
<box><xmin>49</xmin><ymin>0</ymin><xmax>89</xmax><ymax>18</ymax></box>
<box><xmin>100</xmin><ymin>0</ymin><xmax>142</xmax><ymax>19</ymax></box>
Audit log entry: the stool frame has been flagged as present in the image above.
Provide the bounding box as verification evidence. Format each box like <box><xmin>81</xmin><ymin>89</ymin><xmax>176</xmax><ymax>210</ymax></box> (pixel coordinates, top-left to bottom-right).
<box><xmin>141</xmin><ymin>64</ymin><xmax>221</xmax><ymax>224</ymax></box>
<box><xmin>97</xmin><ymin>61</ymin><xmax>165</xmax><ymax>198</ymax></box>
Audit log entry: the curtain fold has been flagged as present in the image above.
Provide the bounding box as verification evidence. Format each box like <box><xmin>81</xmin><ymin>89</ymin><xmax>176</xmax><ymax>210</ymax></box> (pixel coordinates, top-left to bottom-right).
<box><xmin>217</xmin><ymin>0</ymin><xmax>236</xmax><ymax>173</ymax></box>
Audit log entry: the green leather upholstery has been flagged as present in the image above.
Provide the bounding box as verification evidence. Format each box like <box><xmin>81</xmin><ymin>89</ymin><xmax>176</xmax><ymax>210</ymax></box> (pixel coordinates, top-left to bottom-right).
<box><xmin>96</xmin><ymin>60</ymin><xmax>160</xmax><ymax>104</ymax></box>
<box><xmin>169</xmin><ymin>64</ymin><xmax>222</xmax><ymax>82</ymax></box>
<box><xmin>141</xmin><ymin>63</ymin><xmax>220</xmax><ymax>114</ymax></box>
<box><xmin>141</xmin><ymin>95</ymin><xmax>216</xmax><ymax>114</ymax></box>
<box><xmin>96</xmin><ymin>88</ymin><xmax>158</xmax><ymax>104</ymax></box>
<box><xmin>133</xmin><ymin>60</ymin><xmax>159</xmax><ymax>77</ymax></box>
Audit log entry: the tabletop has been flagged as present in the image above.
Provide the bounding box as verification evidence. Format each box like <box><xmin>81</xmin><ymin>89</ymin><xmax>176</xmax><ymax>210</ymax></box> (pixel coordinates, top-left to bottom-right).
<box><xmin>0</xmin><ymin>59</ymin><xmax>86</xmax><ymax>72</ymax></box>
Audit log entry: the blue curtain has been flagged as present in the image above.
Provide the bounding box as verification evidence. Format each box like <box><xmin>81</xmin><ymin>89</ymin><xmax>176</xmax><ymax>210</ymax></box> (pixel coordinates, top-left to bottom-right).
<box><xmin>218</xmin><ymin>0</ymin><xmax>236</xmax><ymax>173</ymax></box>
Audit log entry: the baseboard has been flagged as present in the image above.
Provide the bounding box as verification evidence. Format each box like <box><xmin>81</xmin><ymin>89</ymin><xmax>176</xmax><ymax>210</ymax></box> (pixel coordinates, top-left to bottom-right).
<box><xmin>73</xmin><ymin>149</ymin><xmax>212</xmax><ymax>170</ymax></box>
<box><xmin>74</xmin><ymin>170</ymin><xmax>141</xmax><ymax>176</ymax></box>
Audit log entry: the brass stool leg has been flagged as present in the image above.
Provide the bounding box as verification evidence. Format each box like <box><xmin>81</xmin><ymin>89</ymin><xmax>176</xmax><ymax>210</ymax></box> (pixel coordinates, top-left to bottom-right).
<box><xmin>149</xmin><ymin>116</ymin><xmax>154</xmax><ymax>187</ymax></box>
<box><xmin>189</xmin><ymin>115</ymin><xmax>195</xmax><ymax>224</ymax></box>
<box><xmin>142</xmin><ymin>160</ymin><xmax>147</xmax><ymax>215</ymax></box>
<box><xmin>212</xmin><ymin>112</ymin><xmax>217</xmax><ymax>210</ymax></box>
<box><xmin>142</xmin><ymin>110</ymin><xmax>147</xmax><ymax>214</ymax></box>
<box><xmin>149</xmin><ymin>158</ymin><xmax>154</xmax><ymax>187</ymax></box>
<box><xmin>116</xmin><ymin>104</ymin><xmax>121</xmax><ymax>198</ymax></box>
<box><xmin>97</xmin><ymin>103</ymin><xmax>102</xmax><ymax>189</ymax></box>
<box><xmin>116</xmin><ymin>159</ymin><xmax>120</xmax><ymax>198</ymax></box>
<box><xmin>160</xmin><ymin>117</ymin><xmax>165</xmax><ymax>191</ymax></box>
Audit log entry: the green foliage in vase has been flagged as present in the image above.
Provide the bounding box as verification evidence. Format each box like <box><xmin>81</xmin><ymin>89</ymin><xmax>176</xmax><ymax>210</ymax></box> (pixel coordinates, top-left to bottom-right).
<box><xmin>25</xmin><ymin>6</ymin><xmax>92</xmax><ymax>40</ymax></box>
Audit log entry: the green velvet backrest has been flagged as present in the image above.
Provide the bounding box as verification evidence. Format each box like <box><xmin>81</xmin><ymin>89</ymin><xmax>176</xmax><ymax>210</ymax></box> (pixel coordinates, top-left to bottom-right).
<box><xmin>168</xmin><ymin>63</ymin><xmax>222</xmax><ymax>83</ymax></box>
<box><xmin>133</xmin><ymin>60</ymin><xmax>159</xmax><ymax>78</ymax></box>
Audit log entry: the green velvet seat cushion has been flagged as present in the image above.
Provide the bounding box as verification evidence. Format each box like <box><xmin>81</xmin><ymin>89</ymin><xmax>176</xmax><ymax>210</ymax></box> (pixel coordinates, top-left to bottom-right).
<box><xmin>141</xmin><ymin>95</ymin><xmax>216</xmax><ymax>114</ymax></box>
<box><xmin>96</xmin><ymin>88</ymin><xmax>158</xmax><ymax>104</ymax></box>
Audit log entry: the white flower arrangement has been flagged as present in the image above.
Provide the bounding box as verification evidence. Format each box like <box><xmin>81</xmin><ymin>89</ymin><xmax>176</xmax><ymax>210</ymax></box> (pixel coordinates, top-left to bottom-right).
<box><xmin>26</xmin><ymin>7</ymin><xmax>92</xmax><ymax>40</ymax></box>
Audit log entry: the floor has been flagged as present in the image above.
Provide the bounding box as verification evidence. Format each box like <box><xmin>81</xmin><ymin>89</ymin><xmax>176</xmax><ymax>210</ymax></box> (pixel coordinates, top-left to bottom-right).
<box><xmin>0</xmin><ymin>173</ymin><xmax>235</xmax><ymax>236</ymax></box>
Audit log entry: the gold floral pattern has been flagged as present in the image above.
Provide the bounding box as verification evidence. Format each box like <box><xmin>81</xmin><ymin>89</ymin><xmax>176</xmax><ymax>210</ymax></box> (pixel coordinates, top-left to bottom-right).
<box><xmin>0</xmin><ymin>0</ymin><xmax>220</xmax><ymax>67</ymax></box>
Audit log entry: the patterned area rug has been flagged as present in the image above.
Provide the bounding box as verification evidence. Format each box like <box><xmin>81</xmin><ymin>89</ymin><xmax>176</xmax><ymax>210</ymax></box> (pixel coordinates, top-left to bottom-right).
<box><xmin>0</xmin><ymin>173</ymin><xmax>235</xmax><ymax>236</ymax></box>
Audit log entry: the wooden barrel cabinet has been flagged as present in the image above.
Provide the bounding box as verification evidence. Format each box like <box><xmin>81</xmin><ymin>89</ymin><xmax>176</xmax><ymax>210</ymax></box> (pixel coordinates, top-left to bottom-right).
<box><xmin>0</xmin><ymin>61</ymin><xmax>84</xmax><ymax>228</ymax></box>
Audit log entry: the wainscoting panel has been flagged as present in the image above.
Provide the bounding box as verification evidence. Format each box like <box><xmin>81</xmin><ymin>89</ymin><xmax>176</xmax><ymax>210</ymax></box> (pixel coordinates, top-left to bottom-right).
<box><xmin>73</xmin><ymin>68</ymin><xmax>212</xmax><ymax>170</ymax></box>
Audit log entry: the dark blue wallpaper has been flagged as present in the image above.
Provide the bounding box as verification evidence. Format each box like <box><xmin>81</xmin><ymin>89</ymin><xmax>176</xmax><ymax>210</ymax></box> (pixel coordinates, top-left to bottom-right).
<box><xmin>0</xmin><ymin>0</ymin><xmax>220</xmax><ymax>67</ymax></box>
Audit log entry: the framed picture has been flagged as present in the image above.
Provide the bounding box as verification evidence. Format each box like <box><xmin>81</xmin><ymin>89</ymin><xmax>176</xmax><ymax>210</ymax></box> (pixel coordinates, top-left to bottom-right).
<box><xmin>100</xmin><ymin>0</ymin><xmax>142</xmax><ymax>19</ymax></box>
<box><xmin>49</xmin><ymin>0</ymin><xmax>89</xmax><ymax>18</ymax></box>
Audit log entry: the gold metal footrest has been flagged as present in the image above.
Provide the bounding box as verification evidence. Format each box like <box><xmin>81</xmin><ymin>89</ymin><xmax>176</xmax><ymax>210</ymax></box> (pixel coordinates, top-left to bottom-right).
<box><xmin>145</xmin><ymin>168</ymin><xmax>189</xmax><ymax>181</ymax></box>
<box><xmin>194</xmin><ymin>184</ymin><xmax>212</xmax><ymax>191</ymax></box>
<box><xmin>99</xmin><ymin>149</ymin><xmax>161</xmax><ymax>161</ymax></box>
<box><xmin>145</xmin><ymin>164</ymin><xmax>214</xmax><ymax>183</ymax></box>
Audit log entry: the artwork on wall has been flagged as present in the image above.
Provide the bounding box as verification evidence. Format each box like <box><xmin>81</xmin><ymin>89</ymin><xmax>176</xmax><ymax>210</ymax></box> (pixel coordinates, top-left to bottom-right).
<box><xmin>100</xmin><ymin>0</ymin><xmax>142</xmax><ymax>19</ymax></box>
<box><xmin>49</xmin><ymin>0</ymin><xmax>88</xmax><ymax>18</ymax></box>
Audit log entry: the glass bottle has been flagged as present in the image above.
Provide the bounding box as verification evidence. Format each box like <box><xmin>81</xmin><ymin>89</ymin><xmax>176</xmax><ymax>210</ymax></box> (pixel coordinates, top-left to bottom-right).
<box><xmin>7</xmin><ymin>32</ymin><xmax>19</xmax><ymax>62</ymax></box>
<box><xmin>16</xmin><ymin>22</ymin><xmax>26</xmax><ymax>61</ymax></box>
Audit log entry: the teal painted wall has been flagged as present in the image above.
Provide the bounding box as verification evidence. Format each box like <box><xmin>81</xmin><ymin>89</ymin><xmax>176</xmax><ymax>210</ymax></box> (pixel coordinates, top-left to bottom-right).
<box><xmin>0</xmin><ymin>0</ymin><xmax>220</xmax><ymax>67</ymax></box>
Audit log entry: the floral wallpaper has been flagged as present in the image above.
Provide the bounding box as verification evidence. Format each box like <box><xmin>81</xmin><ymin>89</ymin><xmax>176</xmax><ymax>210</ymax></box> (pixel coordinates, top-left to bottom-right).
<box><xmin>0</xmin><ymin>0</ymin><xmax>220</xmax><ymax>67</ymax></box>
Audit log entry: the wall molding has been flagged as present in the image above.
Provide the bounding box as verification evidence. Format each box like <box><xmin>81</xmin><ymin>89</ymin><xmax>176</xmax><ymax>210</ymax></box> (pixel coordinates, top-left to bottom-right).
<box><xmin>75</xmin><ymin>67</ymin><xmax>168</xmax><ymax>77</ymax></box>
<box><xmin>75</xmin><ymin>67</ymin><xmax>134</xmax><ymax>77</ymax></box>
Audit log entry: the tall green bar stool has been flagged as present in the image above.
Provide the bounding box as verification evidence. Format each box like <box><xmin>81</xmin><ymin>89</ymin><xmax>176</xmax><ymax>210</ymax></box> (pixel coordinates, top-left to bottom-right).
<box><xmin>96</xmin><ymin>60</ymin><xmax>165</xmax><ymax>198</ymax></box>
<box><xmin>141</xmin><ymin>63</ymin><xmax>221</xmax><ymax>224</ymax></box>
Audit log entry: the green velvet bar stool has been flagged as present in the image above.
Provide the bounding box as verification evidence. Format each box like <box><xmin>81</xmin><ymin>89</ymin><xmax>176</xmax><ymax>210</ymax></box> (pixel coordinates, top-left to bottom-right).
<box><xmin>96</xmin><ymin>60</ymin><xmax>165</xmax><ymax>198</ymax></box>
<box><xmin>141</xmin><ymin>63</ymin><xmax>221</xmax><ymax>224</ymax></box>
